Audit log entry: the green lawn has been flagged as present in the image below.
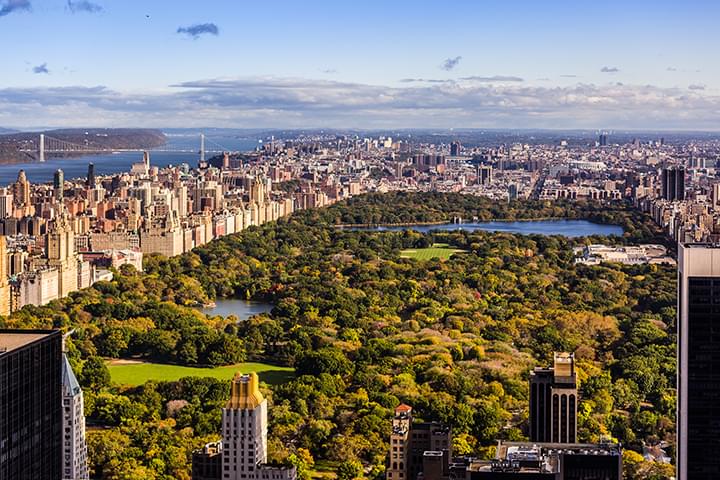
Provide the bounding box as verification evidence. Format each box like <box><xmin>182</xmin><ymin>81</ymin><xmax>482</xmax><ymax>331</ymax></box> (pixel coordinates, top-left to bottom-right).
<box><xmin>107</xmin><ymin>361</ymin><xmax>295</xmax><ymax>386</ymax></box>
<box><xmin>400</xmin><ymin>243</ymin><xmax>464</xmax><ymax>260</ymax></box>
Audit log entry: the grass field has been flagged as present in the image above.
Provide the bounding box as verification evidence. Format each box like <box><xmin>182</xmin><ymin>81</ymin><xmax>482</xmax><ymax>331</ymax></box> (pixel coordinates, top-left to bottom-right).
<box><xmin>400</xmin><ymin>243</ymin><xmax>464</xmax><ymax>260</ymax></box>
<box><xmin>107</xmin><ymin>360</ymin><xmax>295</xmax><ymax>386</ymax></box>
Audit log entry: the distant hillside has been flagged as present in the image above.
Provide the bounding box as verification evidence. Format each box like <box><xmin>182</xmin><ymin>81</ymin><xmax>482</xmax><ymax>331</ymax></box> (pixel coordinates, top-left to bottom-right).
<box><xmin>0</xmin><ymin>128</ymin><xmax>166</xmax><ymax>164</ymax></box>
<box><xmin>0</xmin><ymin>128</ymin><xmax>18</xmax><ymax>135</ymax></box>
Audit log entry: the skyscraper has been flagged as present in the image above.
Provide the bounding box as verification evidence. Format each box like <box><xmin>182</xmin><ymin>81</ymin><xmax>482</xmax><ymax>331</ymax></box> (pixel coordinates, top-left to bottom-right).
<box><xmin>0</xmin><ymin>329</ymin><xmax>63</xmax><ymax>480</ymax></box>
<box><xmin>677</xmin><ymin>243</ymin><xmax>720</xmax><ymax>480</ymax></box>
<box><xmin>46</xmin><ymin>211</ymin><xmax>78</xmax><ymax>297</ymax></box>
<box><xmin>222</xmin><ymin>372</ymin><xmax>268</xmax><ymax>480</ymax></box>
<box><xmin>478</xmin><ymin>165</ymin><xmax>493</xmax><ymax>186</ymax></box>
<box><xmin>450</xmin><ymin>141</ymin><xmax>461</xmax><ymax>156</ymax></box>
<box><xmin>87</xmin><ymin>163</ymin><xmax>96</xmax><ymax>188</ymax></box>
<box><xmin>529</xmin><ymin>352</ymin><xmax>577</xmax><ymax>444</ymax></box>
<box><xmin>210</xmin><ymin>373</ymin><xmax>295</xmax><ymax>480</ymax></box>
<box><xmin>386</xmin><ymin>404</ymin><xmax>452</xmax><ymax>480</ymax></box>
<box><xmin>54</xmin><ymin>168</ymin><xmax>65</xmax><ymax>201</ymax></box>
<box><xmin>61</xmin><ymin>354</ymin><xmax>89</xmax><ymax>480</ymax></box>
<box><xmin>661</xmin><ymin>166</ymin><xmax>685</xmax><ymax>201</ymax></box>
<box><xmin>0</xmin><ymin>236</ymin><xmax>11</xmax><ymax>316</ymax></box>
<box><xmin>0</xmin><ymin>188</ymin><xmax>13</xmax><ymax>218</ymax></box>
<box><xmin>13</xmin><ymin>169</ymin><xmax>30</xmax><ymax>208</ymax></box>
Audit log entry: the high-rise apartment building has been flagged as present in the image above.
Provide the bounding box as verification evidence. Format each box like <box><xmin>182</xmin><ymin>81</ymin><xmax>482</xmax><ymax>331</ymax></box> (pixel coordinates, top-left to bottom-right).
<box><xmin>210</xmin><ymin>372</ymin><xmax>295</xmax><ymax>480</ymax></box>
<box><xmin>54</xmin><ymin>169</ymin><xmax>65</xmax><ymax>201</ymax></box>
<box><xmin>13</xmin><ymin>169</ymin><xmax>31</xmax><ymax>209</ymax></box>
<box><xmin>46</xmin><ymin>211</ymin><xmax>78</xmax><ymax>297</ymax></box>
<box><xmin>478</xmin><ymin>165</ymin><xmax>493</xmax><ymax>186</ymax></box>
<box><xmin>450</xmin><ymin>141</ymin><xmax>461</xmax><ymax>156</ymax></box>
<box><xmin>87</xmin><ymin>163</ymin><xmax>96</xmax><ymax>188</ymax></box>
<box><xmin>661</xmin><ymin>166</ymin><xmax>685</xmax><ymax>201</ymax></box>
<box><xmin>0</xmin><ymin>235</ymin><xmax>11</xmax><ymax>315</ymax></box>
<box><xmin>61</xmin><ymin>354</ymin><xmax>89</xmax><ymax>480</ymax></box>
<box><xmin>386</xmin><ymin>404</ymin><xmax>452</xmax><ymax>480</ymax></box>
<box><xmin>677</xmin><ymin>243</ymin><xmax>720</xmax><ymax>480</ymax></box>
<box><xmin>0</xmin><ymin>329</ymin><xmax>63</xmax><ymax>480</ymax></box>
<box><xmin>0</xmin><ymin>188</ymin><xmax>13</xmax><ymax>218</ymax></box>
<box><xmin>222</xmin><ymin>372</ymin><xmax>268</xmax><ymax>479</ymax></box>
<box><xmin>529</xmin><ymin>352</ymin><xmax>578</xmax><ymax>444</ymax></box>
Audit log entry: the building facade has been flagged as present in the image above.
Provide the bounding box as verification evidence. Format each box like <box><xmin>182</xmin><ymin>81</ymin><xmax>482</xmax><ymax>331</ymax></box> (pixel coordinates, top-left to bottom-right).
<box><xmin>0</xmin><ymin>330</ymin><xmax>63</xmax><ymax>480</ymax></box>
<box><xmin>193</xmin><ymin>372</ymin><xmax>296</xmax><ymax>480</ymax></box>
<box><xmin>386</xmin><ymin>404</ymin><xmax>452</xmax><ymax>480</ymax></box>
<box><xmin>61</xmin><ymin>354</ymin><xmax>89</xmax><ymax>480</ymax></box>
<box><xmin>222</xmin><ymin>372</ymin><xmax>268</xmax><ymax>480</ymax></box>
<box><xmin>0</xmin><ymin>236</ymin><xmax>11</xmax><ymax>316</ymax></box>
<box><xmin>677</xmin><ymin>243</ymin><xmax>720</xmax><ymax>480</ymax></box>
<box><xmin>529</xmin><ymin>352</ymin><xmax>577</xmax><ymax>444</ymax></box>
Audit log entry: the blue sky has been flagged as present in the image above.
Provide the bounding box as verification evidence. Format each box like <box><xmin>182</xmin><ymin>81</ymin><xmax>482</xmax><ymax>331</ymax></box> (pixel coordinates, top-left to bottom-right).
<box><xmin>1</xmin><ymin>0</ymin><xmax>719</xmax><ymax>129</ymax></box>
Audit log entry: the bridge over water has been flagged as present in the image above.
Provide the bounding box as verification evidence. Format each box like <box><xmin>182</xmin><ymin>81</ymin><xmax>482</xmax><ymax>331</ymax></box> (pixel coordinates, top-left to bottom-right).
<box><xmin>18</xmin><ymin>133</ymin><xmax>232</xmax><ymax>162</ymax></box>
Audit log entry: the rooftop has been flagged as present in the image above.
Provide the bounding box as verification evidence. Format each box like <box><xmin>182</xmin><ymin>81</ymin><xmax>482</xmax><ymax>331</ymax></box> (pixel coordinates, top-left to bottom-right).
<box><xmin>0</xmin><ymin>330</ymin><xmax>58</xmax><ymax>356</ymax></box>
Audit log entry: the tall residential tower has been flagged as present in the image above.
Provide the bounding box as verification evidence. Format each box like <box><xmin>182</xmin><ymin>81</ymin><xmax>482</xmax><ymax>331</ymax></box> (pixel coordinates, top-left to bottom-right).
<box><xmin>677</xmin><ymin>243</ymin><xmax>720</xmax><ymax>479</ymax></box>
<box><xmin>61</xmin><ymin>354</ymin><xmax>89</xmax><ymax>480</ymax></box>
<box><xmin>0</xmin><ymin>330</ymin><xmax>63</xmax><ymax>479</ymax></box>
<box><xmin>529</xmin><ymin>352</ymin><xmax>578</xmax><ymax>444</ymax></box>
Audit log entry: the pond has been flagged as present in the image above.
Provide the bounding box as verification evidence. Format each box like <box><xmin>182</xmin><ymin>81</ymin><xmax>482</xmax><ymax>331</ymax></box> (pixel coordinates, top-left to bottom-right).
<box><xmin>200</xmin><ymin>299</ymin><xmax>273</xmax><ymax>321</ymax></box>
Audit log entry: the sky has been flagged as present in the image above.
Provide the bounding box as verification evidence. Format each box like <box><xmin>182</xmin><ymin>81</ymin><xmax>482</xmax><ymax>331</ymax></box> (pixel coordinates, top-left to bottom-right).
<box><xmin>1</xmin><ymin>0</ymin><xmax>720</xmax><ymax>130</ymax></box>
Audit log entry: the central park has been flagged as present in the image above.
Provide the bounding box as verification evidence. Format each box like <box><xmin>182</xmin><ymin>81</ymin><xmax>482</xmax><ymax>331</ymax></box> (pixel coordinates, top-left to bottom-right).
<box><xmin>1</xmin><ymin>192</ymin><xmax>675</xmax><ymax>480</ymax></box>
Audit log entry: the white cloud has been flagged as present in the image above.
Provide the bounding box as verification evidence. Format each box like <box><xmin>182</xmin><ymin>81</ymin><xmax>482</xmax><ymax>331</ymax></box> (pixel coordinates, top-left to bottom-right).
<box><xmin>1</xmin><ymin>77</ymin><xmax>719</xmax><ymax>129</ymax></box>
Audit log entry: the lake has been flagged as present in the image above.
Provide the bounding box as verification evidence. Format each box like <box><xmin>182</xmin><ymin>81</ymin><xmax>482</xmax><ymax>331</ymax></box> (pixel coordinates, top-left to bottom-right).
<box><xmin>0</xmin><ymin>134</ymin><xmax>261</xmax><ymax>186</ymax></box>
<box><xmin>351</xmin><ymin>220</ymin><xmax>624</xmax><ymax>237</ymax></box>
<box><xmin>201</xmin><ymin>299</ymin><xmax>273</xmax><ymax>320</ymax></box>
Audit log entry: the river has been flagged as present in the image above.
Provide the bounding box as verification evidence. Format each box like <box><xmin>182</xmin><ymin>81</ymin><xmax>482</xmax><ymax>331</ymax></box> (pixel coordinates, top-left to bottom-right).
<box><xmin>349</xmin><ymin>220</ymin><xmax>624</xmax><ymax>237</ymax></box>
<box><xmin>0</xmin><ymin>134</ymin><xmax>261</xmax><ymax>186</ymax></box>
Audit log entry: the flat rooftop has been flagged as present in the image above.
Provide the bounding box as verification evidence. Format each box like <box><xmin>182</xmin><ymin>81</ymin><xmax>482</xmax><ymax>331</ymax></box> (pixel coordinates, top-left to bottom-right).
<box><xmin>0</xmin><ymin>330</ymin><xmax>58</xmax><ymax>355</ymax></box>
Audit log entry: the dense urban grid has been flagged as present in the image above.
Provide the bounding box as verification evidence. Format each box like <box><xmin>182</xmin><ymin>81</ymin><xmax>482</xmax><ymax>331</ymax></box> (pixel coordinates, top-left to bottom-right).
<box><xmin>1</xmin><ymin>129</ymin><xmax>719</xmax><ymax>480</ymax></box>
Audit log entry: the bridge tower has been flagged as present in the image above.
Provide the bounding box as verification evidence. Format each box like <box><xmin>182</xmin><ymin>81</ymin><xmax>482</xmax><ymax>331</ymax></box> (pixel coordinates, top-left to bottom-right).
<box><xmin>200</xmin><ymin>133</ymin><xmax>205</xmax><ymax>165</ymax></box>
<box><xmin>39</xmin><ymin>134</ymin><xmax>45</xmax><ymax>162</ymax></box>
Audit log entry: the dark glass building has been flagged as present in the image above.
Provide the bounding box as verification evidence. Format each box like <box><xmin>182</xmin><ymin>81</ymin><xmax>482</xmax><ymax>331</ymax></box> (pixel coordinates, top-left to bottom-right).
<box><xmin>678</xmin><ymin>244</ymin><xmax>720</xmax><ymax>480</ymax></box>
<box><xmin>192</xmin><ymin>440</ymin><xmax>222</xmax><ymax>480</ymax></box>
<box><xmin>529</xmin><ymin>353</ymin><xmax>577</xmax><ymax>444</ymax></box>
<box><xmin>454</xmin><ymin>441</ymin><xmax>622</xmax><ymax>479</ymax></box>
<box><xmin>661</xmin><ymin>166</ymin><xmax>685</xmax><ymax>201</ymax></box>
<box><xmin>87</xmin><ymin>163</ymin><xmax>95</xmax><ymax>188</ymax></box>
<box><xmin>0</xmin><ymin>329</ymin><xmax>63</xmax><ymax>480</ymax></box>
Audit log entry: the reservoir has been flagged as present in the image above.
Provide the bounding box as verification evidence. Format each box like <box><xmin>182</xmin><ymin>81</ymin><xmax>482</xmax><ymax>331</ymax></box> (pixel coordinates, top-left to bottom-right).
<box><xmin>350</xmin><ymin>220</ymin><xmax>624</xmax><ymax>237</ymax></box>
<box><xmin>201</xmin><ymin>299</ymin><xmax>273</xmax><ymax>321</ymax></box>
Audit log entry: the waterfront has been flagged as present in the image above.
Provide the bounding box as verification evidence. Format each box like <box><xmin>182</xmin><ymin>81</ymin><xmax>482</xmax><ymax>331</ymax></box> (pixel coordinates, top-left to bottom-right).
<box><xmin>0</xmin><ymin>134</ymin><xmax>260</xmax><ymax>185</ymax></box>
<box><xmin>351</xmin><ymin>219</ymin><xmax>624</xmax><ymax>237</ymax></box>
<box><xmin>200</xmin><ymin>298</ymin><xmax>274</xmax><ymax>320</ymax></box>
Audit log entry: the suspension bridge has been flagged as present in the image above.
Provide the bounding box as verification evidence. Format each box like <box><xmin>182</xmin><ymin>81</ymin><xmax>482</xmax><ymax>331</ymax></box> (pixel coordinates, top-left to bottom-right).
<box><xmin>18</xmin><ymin>133</ymin><xmax>233</xmax><ymax>162</ymax></box>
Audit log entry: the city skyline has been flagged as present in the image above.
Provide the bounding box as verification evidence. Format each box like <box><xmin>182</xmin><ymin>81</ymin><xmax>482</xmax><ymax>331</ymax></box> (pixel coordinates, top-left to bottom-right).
<box><xmin>1</xmin><ymin>0</ymin><xmax>720</xmax><ymax>129</ymax></box>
